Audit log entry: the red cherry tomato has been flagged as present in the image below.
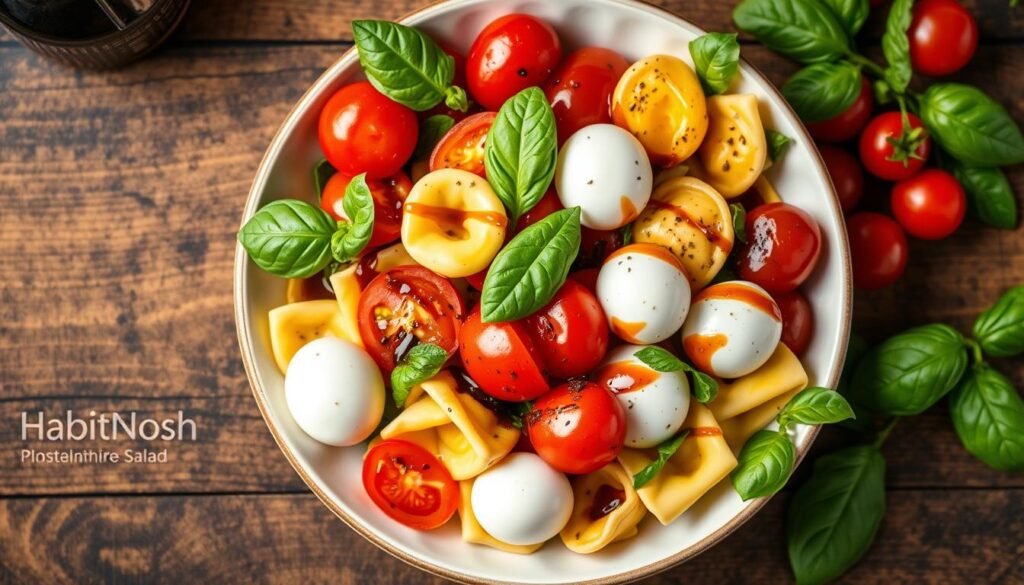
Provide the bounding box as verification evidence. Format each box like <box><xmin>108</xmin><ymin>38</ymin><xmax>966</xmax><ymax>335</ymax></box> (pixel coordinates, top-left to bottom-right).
<box><xmin>524</xmin><ymin>280</ymin><xmax>609</xmax><ymax>378</ymax></box>
<box><xmin>321</xmin><ymin>172</ymin><xmax>412</xmax><ymax>248</ymax></box>
<box><xmin>362</xmin><ymin>439</ymin><xmax>459</xmax><ymax>530</ymax></box>
<box><xmin>568</xmin><ymin>268</ymin><xmax>600</xmax><ymax>293</ymax></box>
<box><xmin>909</xmin><ymin>0</ymin><xmax>978</xmax><ymax>77</ymax></box>
<box><xmin>775</xmin><ymin>290</ymin><xmax>815</xmax><ymax>356</ymax></box>
<box><xmin>847</xmin><ymin>212</ymin><xmax>909</xmax><ymax>290</ymax></box>
<box><xmin>527</xmin><ymin>381</ymin><xmax>626</xmax><ymax>475</ymax></box>
<box><xmin>429</xmin><ymin>111</ymin><xmax>496</xmax><ymax>178</ymax></box>
<box><xmin>318</xmin><ymin>82</ymin><xmax>418</xmax><ymax>179</ymax></box>
<box><xmin>891</xmin><ymin>169</ymin><xmax>966</xmax><ymax>240</ymax></box>
<box><xmin>577</xmin><ymin>227</ymin><xmax>623</xmax><ymax>269</ymax></box>
<box><xmin>806</xmin><ymin>76</ymin><xmax>873</xmax><ymax>143</ymax></box>
<box><xmin>859</xmin><ymin>112</ymin><xmax>931</xmax><ymax>181</ymax></box>
<box><xmin>544</xmin><ymin>47</ymin><xmax>629</xmax><ymax>145</ymax></box>
<box><xmin>819</xmin><ymin>145</ymin><xmax>864</xmax><ymax>214</ymax></box>
<box><xmin>738</xmin><ymin>203</ymin><xmax>823</xmax><ymax>294</ymax></box>
<box><xmin>459</xmin><ymin>306</ymin><xmax>550</xmax><ymax>401</ymax></box>
<box><xmin>358</xmin><ymin>266</ymin><xmax>466</xmax><ymax>373</ymax></box>
<box><xmin>466</xmin><ymin>14</ymin><xmax>561</xmax><ymax>111</ymax></box>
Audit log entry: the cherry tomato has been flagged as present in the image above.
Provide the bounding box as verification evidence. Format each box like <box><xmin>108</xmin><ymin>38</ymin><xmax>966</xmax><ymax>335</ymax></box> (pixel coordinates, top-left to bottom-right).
<box><xmin>318</xmin><ymin>82</ymin><xmax>418</xmax><ymax>179</ymax></box>
<box><xmin>806</xmin><ymin>76</ymin><xmax>873</xmax><ymax>143</ymax></box>
<box><xmin>321</xmin><ymin>172</ymin><xmax>412</xmax><ymax>248</ymax></box>
<box><xmin>568</xmin><ymin>268</ymin><xmax>600</xmax><ymax>293</ymax></box>
<box><xmin>909</xmin><ymin>0</ymin><xmax>978</xmax><ymax>77</ymax></box>
<box><xmin>527</xmin><ymin>381</ymin><xmax>626</xmax><ymax>475</ymax></box>
<box><xmin>738</xmin><ymin>203</ymin><xmax>822</xmax><ymax>294</ymax></box>
<box><xmin>362</xmin><ymin>439</ymin><xmax>459</xmax><ymax>530</ymax></box>
<box><xmin>859</xmin><ymin>112</ymin><xmax>931</xmax><ymax>181</ymax></box>
<box><xmin>429</xmin><ymin>111</ymin><xmax>495</xmax><ymax>177</ymax></box>
<box><xmin>847</xmin><ymin>212</ymin><xmax>909</xmax><ymax>290</ymax></box>
<box><xmin>576</xmin><ymin>227</ymin><xmax>623</xmax><ymax>269</ymax></box>
<box><xmin>819</xmin><ymin>145</ymin><xmax>864</xmax><ymax>214</ymax></box>
<box><xmin>544</xmin><ymin>47</ymin><xmax>629</xmax><ymax>145</ymax></box>
<box><xmin>358</xmin><ymin>266</ymin><xmax>466</xmax><ymax>373</ymax></box>
<box><xmin>891</xmin><ymin>169</ymin><xmax>966</xmax><ymax>240</ymax></box>
<box><xmin>459</xmin><ymin>306</ymin><xmax>550</xmax><ymax>401</ymax></box>
<box><xmin>466</xmin><ymin>14</ymin><xmax>561</xmax><ymax>111</ymax></box>
<box><xmin>775</xmin><ymin>290</ymin><xmax>814</xmax><ymax>356</ymax></box>
<box><xmin>524</xmin><ymin>280</ymin><xmax>609</xmax><ymax>378</ymax></box>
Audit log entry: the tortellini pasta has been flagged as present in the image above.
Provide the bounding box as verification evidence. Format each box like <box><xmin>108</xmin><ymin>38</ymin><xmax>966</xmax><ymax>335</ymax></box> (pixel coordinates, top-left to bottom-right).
<box><xmin>267</xmin><ymin>300</ymin><xmax>353</xmax><ymax>374</ymax></box>
<box><xmin>560</xmin><ymin>463</ymin><xmax>647</xmax><ymax>554</ymax></box>
<box><xmin>697</xmin><ymin>94</ymin><xmax>767</xmax><ymax>198</ymax></box>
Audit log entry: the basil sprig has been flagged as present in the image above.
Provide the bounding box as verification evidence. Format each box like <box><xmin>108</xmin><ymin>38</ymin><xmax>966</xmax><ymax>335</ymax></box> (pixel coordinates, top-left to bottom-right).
<box><xmin>414</xmin><ymin>114</ymin><xmax>455</xmax><ymax>160</ymax></box>
<box><xmin>484</xmin><ymin>87</ymin><xmax>558</xmax><ymax>225</ymax></box>
<box><xmin>949</xmin><ymin>363</ymin><xmax>1024</xmax><ymax>472</ymax></box>
<box><xmin>782</xmin><ymin>62</ymin><xmax>862</xmax><ymax>123</ymax></box>
<box><xmin>352</xmin><ymin>20</ymin><xmax>468</xmax><ymax>112</ymax></box>
<box><xmin>632</xmin><ymin>430</ymin><xmax>690</xmax><ymax>489</ymax></box>
<box><xmin>689</xmin><ymin>32</ymin><xmax>741</xmax><ymax>95</ymax></box>
<box><xmin>733</xmin><ymin>0</ymin><xmax>850</xmax><ymax>64</ymax></box>
<box><xmin>972</xmin><ymin>286</ymin><xmax>1024</xmax><ymax>358</ymax></box>
<box><xmin>390</xmin><ymin>343</ymin><xmax>448</xmax><ymax>408</ymax></box>
<box><xmin>850</xmin><ymin>324</ymin><xmax>968</xmax><ymax>415</ymax></box>
<box><xmin>820</xmin><ymin>0</ymin><xmax>869</xmax><ymax>37</ymax></box>
<box><xmin>787</xmin><ymin>446</ymin><xmax>886</xmax><ymax>585</ymax></box>
<box><xmin>238</xmin><ymin>199</ymin><xmax>338</xmax><ymax>278</ymax></box>
<box><xmin>633</xmin><ymin>346</ymin><xmax>719</xmax><ymax>403</ymax></box>
<box><xmin>880</xmin><ymin>0</ymin><xmax>913</xmax><ymax>94</ymax></box>
<box><xmin>732</xmin><ymin>429</ymin><xmax>796</xmax><ymax>501</ymax></box>
<box><xmin>329</xmin><ymin>174</ymin><xmax>375</xmax><ymax>263</ymax></box>
<box><xmin>920</xmin><ymin>83</ymin><xmax>1024</xmax><ymax>167</ymax></box>
<box><xmin>480</xmin><ymin>207</ymin><xmax>581</xmax><ymax>323</ymax></box>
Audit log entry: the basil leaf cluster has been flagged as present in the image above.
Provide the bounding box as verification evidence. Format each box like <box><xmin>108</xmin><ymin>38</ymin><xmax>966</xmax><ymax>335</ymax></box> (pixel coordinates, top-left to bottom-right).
<box><xmin>237</xmin><ymin>199</ymin><xmax>338</xmax><ymax>279</ymax></box>
<box><xmin>972</xmin><ymin>286</ymin><xmax>1024</xmax><ymax>357</ymax></box>
<box><xmin>782</xmin><ymin>62</ymin><xmax>861</xmax><ymax>123</ymax></box>
<box><xmin>733</xmin><ymin>0</ymin><xmax>850</xmax><ymax>64</ymax></box>
<box><xmin>689</xmin><ymin>32</ymin><xmax>741</xmax><ymax>95</ymax></box>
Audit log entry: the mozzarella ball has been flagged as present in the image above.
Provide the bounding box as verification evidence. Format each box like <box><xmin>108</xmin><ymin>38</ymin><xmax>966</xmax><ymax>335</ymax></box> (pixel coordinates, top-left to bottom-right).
<box><xmin>555</xmin><ymin>124</ymin><xmax>653</xmax><ymax>230</ymax></box>
<box><xmin>596</xmin><ymin>344</ymin><xmax>691</xmax><ymax>448</ymax></box>
<box><xmin>682</xmin><ymin>281</ymin><xmax>783</xmax><ymax>379</ymax></box>
<box><xmin>284</xmin><ymin>337</ymin><xmax>385</xmax><ymax>446</ymax></box>
<box><xmin>471</xmin><ymin>452</ymin><xmax>573</xmax><ymax>546</ymax></box>
<box><xmin>596</xmin><ymin>243</ymin><xmax>692</xmax><ymax>344</ymax></box>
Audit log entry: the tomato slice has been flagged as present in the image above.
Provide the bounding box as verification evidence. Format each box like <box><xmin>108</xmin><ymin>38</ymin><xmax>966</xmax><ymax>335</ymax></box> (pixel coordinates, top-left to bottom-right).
<box><xmin>321</xmin><ymin>172</ymin><xmax>413</xmax><ymax>248</ymax></box>
<box><xmin>362</xmin><ymin>439</ymin><xmax>459</xmax><ymax>530</ymax></box>
<box><xmin>429</xmin><ymin>111</ymin><xmax>496</xmax><ymax>177</ymax></box>
<box><xmin>458</xmin><ymin>305</ymin><xmax>550</xmax><ymax>401</ymax></box>
<box><xmin>357</xmin><ymin>266</ymin><xmax>466</xmax><ymax>373</ymax></box>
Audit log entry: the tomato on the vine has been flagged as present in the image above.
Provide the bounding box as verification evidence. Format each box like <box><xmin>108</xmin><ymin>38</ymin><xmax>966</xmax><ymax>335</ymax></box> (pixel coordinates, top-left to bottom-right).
<box><xmin>459</xmin><ymin>306</ymin><xmax>550</xmax><ymax>401</ymax></box>
<box><xmin>891</xmin><ymin>169</ymin><xmax>966</xmax><ymax>240</ymax></box>
<box><xmin>544</xmin><ymin>47</ymin><xmax>629</xmax><ymax>145</ymax></box>
<box><xmin>859</xmin><ymin>112</ymin><xmax>931</xmax><ymax>181</ymax></box>
<box><xmin>847</xmin><ymin>212</ymin><xmax>909</xmax><ymax>290</ymax></box>
<box><xmin>524</xmin><ymin>280</ymin><xmax>609</xmax><ymax>378</ymax></box>
<box><xmin>819</xmin><ymin>145</ymin><xmax>864</xmax><ymax>214</ymax></box>
<box><xmin>806</xmin><ymin>76</ymin><xmax>874</xmax><ymax>143</ymax></box>
<box><xmin>774</xmin><ymin>290</ymin><xmax>814</xmax><ymax>356</ymax></box>
<box><xmin>466</xmin><ymin>14</ymin><xmax>561</xmax><ymax>111</ymax></box>
<box><xmin>321</xmin><ymin>172</ymin><xmax>412</xmax><ymax>248</ymax></box>
<box><xmin>909</xmin><ymin>0</ymin><xmax>978</xmax><ymax>77</ymax></box>
<box><xmin>362</xmin><ymin>439</ymin><xmax>459</xmax><ymax>530</ymax></box>
<box><xmin>429</xmin><ymin>111</ymin><xmax>496</xmax><ymax>177</ymax></box>
<box><xmin>526</xmin><ymin>380</ymin><xmax>626</xmax><ymax>475</ymax></box>
<box><xmin>738</xmin><ymin>203</ymin><xmax>822</xmax><ymax>293</ymax></box>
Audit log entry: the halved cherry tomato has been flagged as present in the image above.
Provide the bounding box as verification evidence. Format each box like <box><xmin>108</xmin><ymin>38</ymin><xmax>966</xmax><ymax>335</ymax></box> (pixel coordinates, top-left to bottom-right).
<box><xmin>362</xmin><ymin>439</ymin><xmax>458</xmax><ymax>530</ymax></box>
<box><xmin>527</xmin><ymin>381</ymin><xmax>626</xmax><ymax>475</ymax></box>
<box><xmin>544</xmin><ymin>47</ymin><xmax>629</xmax><ymax>145</ymax></box>
<box><xmin>891</xmin><ymin>169</ymin><xmax>966</xmax><ymax>240</ymax></box>
<box><xmin>525</xmin><ymin>280</ymin><xmax>609</xmax><ymax>378</ymax></box>
<box><xmin>459</xmin><ymin>306</ymin><xmax>550</xmax><ymax>401</ymax></box>
<box><xmin>909</xmin><ymin>0</ymin><xmax>978</xmax><ymax>77</ymax></box>
<box><xmin>847</xmin><ymin>212</ymin><xmax>909</xmax><ymax>290</ymax></box>
<box><xmin>806</xmin><ymin>76</ymin><xmax>873</xmax><ymax>143</ymax></box>
<box><xmin>738</xmin><ymin>203</ymin><xmax>822</xmax><ymax>293</ymax></box>
<box><xmin>467</xmin><ymin>14</ymin><xmax>561</xmax><ymax>111</ymax></box>
<box><xmin>775</xmin><ymin>290</ymin><xmax>814</xmax><ymax>356</ymax></box>
<box><xmin>321</xmin><ymin>172</ymin><xmax>412</xmax><ymax>248</ymax></box>
<box><xmin>358</xmin><ymin>266</ymin><xmax>466</xmax><ymax>373</ymax></box>
<box><xmin>819</xmin><ymin>145</ymin><xmax>864</xmax><ymax>214</ymax></box>
<box><xmin>318</xmin><ymin>82</ymin><xmax>418</xmax><ymax>179</ymax></box>
<box><xmin>859</xmin><ymin>112</ymin><xmax>931</xmax><ymax>181</ymax></box>
<box><xmin>429</xmin><ymin>111</ymin><xmax>496</xmax><ymax>177</ymax></box>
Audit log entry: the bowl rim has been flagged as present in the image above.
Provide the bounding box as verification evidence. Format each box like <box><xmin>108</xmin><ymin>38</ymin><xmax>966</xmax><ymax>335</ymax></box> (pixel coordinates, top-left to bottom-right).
<box><xmin>233</xmin><ymin>0</ymin><xmax>853</xmax><ymax>583</ymax></box>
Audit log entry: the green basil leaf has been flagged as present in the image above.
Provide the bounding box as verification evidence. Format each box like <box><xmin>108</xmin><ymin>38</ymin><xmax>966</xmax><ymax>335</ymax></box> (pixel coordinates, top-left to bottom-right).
<box><xmin>778</xmin><ymin>386</ymin><xmax>856</xmax><ymax>429</ymax></box>
<box><xmin>484</xmin><ymin>87</ymin><xmax>558</xmax><ymax>225</ymax></box>
<box><xmin>850</xmin><ymin>324</ymin><xmax>968</xmax><ymax>415</ymax></box>
<box><xmin>732</xmin><ymin>429</ymin><xmax>796</xmax><ymax>500</ymax></box>
<box><xmin>782</xmin><ymin>62</ymin><xmax>862</xmax><ymax>123</ymax></box>
<box><xmin>920</xmin><ymin>83</ymin><xmax>1024</xmax><ymax>167</ymax></box>
<box><xmin>950</xmin><ymin>164</ymin><xmax>1019</xmax><ymax>230</ymax></box>
<box><xmin>730</xmin><ymin>203</ymin><xmax>748</xmax><ymax>244</ymax></box>
<box><xmin>312</xmin><ymin>159</ymin><xmax>335</xmax><ymax>201</ymax></box>
<box><xmin>330</xmin><ymin>174</ymin><xmax>375</xmax><ymax>263</ymax></box>
<box><xmin>691</xmin><ymin>371</ymin><xmax>720</xmax><ymax>403</ymax></box>
<box><xmin>633</xmin><ymin>347</ymin><xmax>719</xmax><ymax>403</ymax></box>
<box><xmin>481</xmin><ymin>207</ymin><xmax>581</xmax><ymax>323</ymax></box>
<box><xmin>632</xmin><ymin>429</ymin><xmax>690</xmax><ymax>489</ymax></box>
<box><xmin>949</xmin><ymin>363</ymin><xmax>1024</xmax><ymax>472</ymax></box>
<box><xmin>733</xmin><ymin>0</ymin><xmax>850</xmax><ymax>64</ymax></box>
<box><xmin>837</xmin><ymin>334</ymin><xmax>875</xmax><ymax>433</ymax></box>
<box><xmin>352</xmin><ymin>20</ymin><xmax>466</xmax><ymax>112</ymax></box>
<box><xmin>820</xmin><ymin>0</ymin><xmax>870</xmax><ymax>36</ymax></box>
<box><xmin>766</xmin><ymin>129</ymin><xmax>792</xmax><ymax>163</ymax></box>
<box><xmin>390</xmin><ymin>343</ymin><xmax>448</xmax><ymax>408</ymax></box>
<box><xmin>238</xmin><ymin>199</ymin><xmax>338</xmax><ymax>278</ymax></box>
<box><xmin>973</xmin><ymin>285</ymin><xmax>1024</xmax><ymax>358</ymax></box>
<box><xmin>689</xmin><ymin>32</ymin><xmax>741</xmax><ymax>95</ymax></box>
<box><xmin>881</xmin><ymin>0</ymin><xmax>913</xmax><ymax>94</ymax></box>
<box><xmin>414</xmin><ymin>114</ymin><xmax>455</xmax><ymax>160</ymax></box>
<box><xmin>787</xmin><ymin>445</ymin><xmax>885</xmax><ymax>585</ymax></box>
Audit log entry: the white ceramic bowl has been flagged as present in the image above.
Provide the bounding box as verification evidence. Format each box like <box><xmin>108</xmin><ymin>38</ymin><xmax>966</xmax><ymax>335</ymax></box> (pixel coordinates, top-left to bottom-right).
<box><xmin>234</xmin><ymin>1</ymin><xmax>853</xmax><ymax>583</ymax></box>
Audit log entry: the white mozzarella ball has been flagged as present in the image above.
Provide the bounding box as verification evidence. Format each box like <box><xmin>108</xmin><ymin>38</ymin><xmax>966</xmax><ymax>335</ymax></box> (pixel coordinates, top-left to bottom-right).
<box><xmin>555</xmin><ymin>124</ymin><xmax>653</xmax><ymax>230</ymax></box>
<box><xmin>597</xmin><ymin>344</ymin><xmax>691</xmax><ymax>448</ymax></box>
<box><xmin>284</xmin><ymin>337</ymin><xmax>385</xmax><ymax>446</ymax></box>
<box><xmin>682</xmin><ymin>281</ymin><xmax>783</xmax><ymax>379</ymax></box>
<box><xmin>596</xmin><ymin>243</ymin><xmax>692</xmax><ymax>344</ymax></box>
<box><xmin>471</xmin><ymin>452</ymin><xmax>573</xmax><ymax>546</ymax></box>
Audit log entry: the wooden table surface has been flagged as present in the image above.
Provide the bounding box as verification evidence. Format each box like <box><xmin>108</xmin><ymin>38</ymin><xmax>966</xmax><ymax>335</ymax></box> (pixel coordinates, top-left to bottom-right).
<box><xmin>1</xmin><ymin>1</ymin><xmax>1022</xmax><ymax>583</ymax></box>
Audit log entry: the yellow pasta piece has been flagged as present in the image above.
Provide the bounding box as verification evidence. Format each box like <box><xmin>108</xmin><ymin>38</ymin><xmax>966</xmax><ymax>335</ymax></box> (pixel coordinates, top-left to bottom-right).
<box><xmin>267</xmin><ymin>300</ymin><xmax>352</xmax><ymax>374</ymax></box>
<box><xmin>707</xmin><ymin>343</ymin><xmax>808</xmax><ymax>422</ymax></box>
<box><xmin>719</xmin><ymin>387</ymin><xmax>802</xmax><ymax>452</ymax></box>
<box><xmin>560</xmin><ymin>463</ymin><xmax>647</xmax><ymax>554</ymax></box>
<box><xmin>618</xmin><ymin>403</ymin><xmax>737</xmax><ymax>525</ymax></box>
<box><xmin>457</xmin><ymin>480</ymin><xmax>543</xmax><ymax>554</ymax></box>
<box><xmin>754</xmin><ymin>175</ymin><xmax>783</xmax><ymax>203</ymax></box>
